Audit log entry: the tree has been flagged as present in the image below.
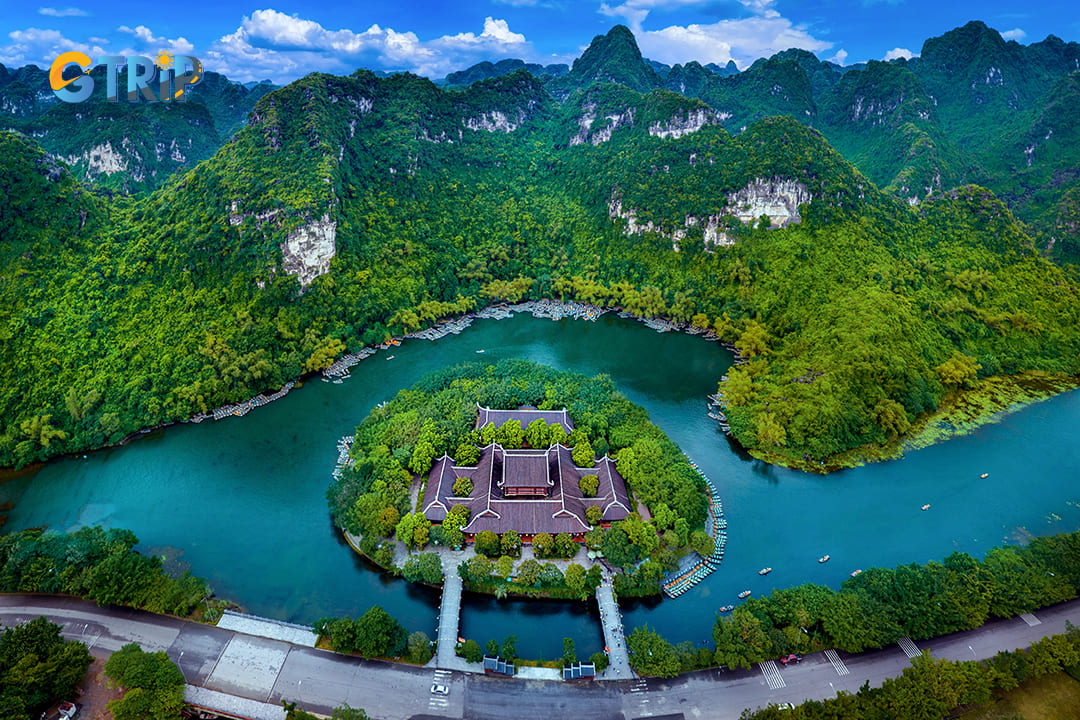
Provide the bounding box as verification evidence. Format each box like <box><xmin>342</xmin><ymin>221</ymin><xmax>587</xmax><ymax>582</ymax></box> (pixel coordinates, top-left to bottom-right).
<box><xmin>586</xmin><ymin>505</ymin><xmax>603</xmax><ymax>526</ymax></box>
<box><xmin>565</xmin><ymin>562</ymin><xmax>589</xmax><ymax>598</ymax></box>
<box><xmin>627</xmin><ymin>626</ymin><xmax>680</xmax><ymax>677</ymax></box>
<box><xmin>0</xmin><ymin>617</ymin><xmax>91</xmax><ymax>719</ymax></box>
<box><xmin>562</xmin><ymin>637</ymin><xmax>577</xmax><ymax>667</ymax></box>
<box><xmin>547</xmin><ymin>423</ymin><xmax>568</xmax><ymax>446</ymax></box>
<box><xmin>402</xmin><ymin>552</ymin><xmax>443</xmax><ymax>584</ymax></box>
<box><xmin>533</xmin><ymin>532</ymin><xmax>554</xmax><ymax>558</ymax></box>
<box><xmin>579</xmin><ymin>474</ymin><xmax>599</xmax><ymax>497</ymax></box>
<box><xmin>454</xmin><ymin>442</ymin><xmax>480</xmax><ymax>466</ymax></box>
<box><xmin>935</xmin><ymin>351</ymin><xmax>981</xmax><ymax>390</ymax></box>
<box><xmin>475</xmin><ymin>530</ymin><xmax>501</xmax><ymax>557</ymax></box>
<box><xmin>755</xmin><ymin>412</ymin><xmax>787</xmax><ymax>447</ymax></box>
<box><xmin>555</xmin><ymin>532</ymin><xmax>578</xmax><ymax>559</ymax></box>
<box><xmin>485</xmin><ymin>638</ymin><xmax>500</xmax><ymax>656</ymax></box>
<box><xmin>735</xmin><ymin>321</ymin><xmax>769</xmax><ymax>359</ymax></box>
<box><xmin>353</xmin><ymin>606</ymin><xmax>406</xmax><ymax>658</ymax></box>
<box><xmin>497</xmin><ymin>419</ymin><xmax>524</xmax><ymax>449</ymax></box>
<box><xmin>572</xmin><ymin>440</ymin><xmax>595</xmax><ymax>467</ymax></box>
<box><xmin>452</xmin><ymin>476</ymin><xmax>473</xmax><ymax>497</ymax></box>
<box><xmin>539</xmin><ymin>562</ymin><xmax>564</xmax><ymax>587</ymax></box>
<box><xmin>463</xmin><ymin>555</ymin><xmax>493</xmax><ymax>584</ymax></box>
<box><xmin>407</xmin><ymin>631</ymin><xmax>434</xmax><ymax>664</ymax></box>
<box><xmin>500</xmin><ymin>530</ymin><xmax>522</xmax><ymax>557</ymax></box>
<box><xmin>480</xmin><ymin>422</ymin><xmax>498</xmax><ymax>446</ymax></box>
<box><xmin>104</xmin><ymin>643</ymin><xmax>185</xmax><ymax>720</ymax></box>
<box><xmin>409</xmin><ymin>419</ymin><xmax>442</xmax><ymax>475</ymax></box>
<box><xmin>516</xmin><ymin>558</ymin><xmax>541</xmax><ymax>586</ymax></box>
<box><xmin>589</xmin><ymin>651</ymin><xmax>609</xmax><ymax>673</ymax></box>
<box><xmin>395</xmin><ymin>512</ymin><xmax>431</xmax><ymax>550</ymax></box>
<box><xmin>458</xmin><ymin>639</ymin><xmax>483</xmax><ymax>663</ymax></box>
<box><xmin>495</xmin><ymin>555</ymin><xmax>514</xmax><ymax>580</ymax></box>
<box><xmin>690</xmin><ymin>530</ymin><xmax>715</xmax><ymax>557</ymax></box>
<box><xmin>500</xmin><ymin>635</ymin><xmax>518</xmax><ymax>661</ymax></box>
<box><xmin>525</xmin><ymin>418</ymin><xmax>548</xmax><ymax>447</ymax></box>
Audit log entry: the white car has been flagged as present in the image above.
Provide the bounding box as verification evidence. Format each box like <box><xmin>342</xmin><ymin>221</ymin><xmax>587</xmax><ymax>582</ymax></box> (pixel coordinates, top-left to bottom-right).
<box><xmin>431</xmin><ymin>683</ymin><xmax>449</xmax><ymax>695</ymax></box>
<box><xmin>776</xmin><ymin>702</ymin><xmax>795</xmax><ymax>710</ymax></box>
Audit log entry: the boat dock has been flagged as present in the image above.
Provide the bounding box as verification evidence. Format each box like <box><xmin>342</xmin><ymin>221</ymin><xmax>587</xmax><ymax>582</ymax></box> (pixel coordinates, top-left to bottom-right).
<box><xmin>662</xmin><ymin>462</ymin><xmax>727</xmax><ymax>598</ymax></box>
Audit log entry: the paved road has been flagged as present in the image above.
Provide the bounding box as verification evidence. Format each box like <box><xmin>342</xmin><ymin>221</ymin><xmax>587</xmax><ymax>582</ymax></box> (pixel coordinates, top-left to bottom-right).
<box><xmin>4</xmin><ymin>594</ymin><xmax>1079</xmax><ymax>720</ymax></box>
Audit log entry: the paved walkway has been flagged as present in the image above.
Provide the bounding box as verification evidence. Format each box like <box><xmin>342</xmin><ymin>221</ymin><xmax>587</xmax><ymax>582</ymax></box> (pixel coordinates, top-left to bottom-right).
<box><xmin>436</xmin><ymin>571</ymin><xmax>468</xmax><ymax>670</ymax></box>
<box><xmin>595</xmin><ymin>569</ymin><xmax>634</xmax><ymax>679</ymax></box>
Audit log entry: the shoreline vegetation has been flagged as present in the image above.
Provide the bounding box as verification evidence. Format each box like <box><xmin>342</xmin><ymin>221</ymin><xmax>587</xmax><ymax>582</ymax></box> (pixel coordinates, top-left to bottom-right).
<box><xmin>6</xmin><ymin>299</ymin><xmax>1076</xmax><ymax>480</ymax></box>
<box><xmin>327</xmin><ymin>359</ymin><xmax>712</xmax><ymax>602</ymax></box>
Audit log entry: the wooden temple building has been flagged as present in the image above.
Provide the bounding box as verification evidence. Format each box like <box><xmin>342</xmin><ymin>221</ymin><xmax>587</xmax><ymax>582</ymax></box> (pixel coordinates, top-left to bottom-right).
<box><xmin>420</xmin><ymin>405</ymin><xmax>633</xmax><ymax>541</ymax></box>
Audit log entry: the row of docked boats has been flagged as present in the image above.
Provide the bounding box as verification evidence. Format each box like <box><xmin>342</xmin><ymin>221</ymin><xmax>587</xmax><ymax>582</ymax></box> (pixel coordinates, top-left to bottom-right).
<box><xmin>662</xmin><ymin>459</ymin><xmax>727</xmax><ymax>598</ymax></box>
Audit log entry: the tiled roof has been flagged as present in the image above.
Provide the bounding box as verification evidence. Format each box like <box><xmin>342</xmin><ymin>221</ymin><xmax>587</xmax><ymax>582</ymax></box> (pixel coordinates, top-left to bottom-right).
<box><xmin>476</xmin><ymin>404</ymin><xmax>574</xmax><ymax>433</ymax></box>
<box><xmin>422</xmin><ymin>439</ymin><xmax>632</xmax><ymax>537</ymax></box>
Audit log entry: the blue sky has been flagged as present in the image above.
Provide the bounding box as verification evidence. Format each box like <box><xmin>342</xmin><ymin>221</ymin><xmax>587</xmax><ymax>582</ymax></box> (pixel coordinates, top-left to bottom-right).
<box><xmin>2</xmin><ymin>1</ymin><xmax>1078</xmax><ymax>83</ymax></box>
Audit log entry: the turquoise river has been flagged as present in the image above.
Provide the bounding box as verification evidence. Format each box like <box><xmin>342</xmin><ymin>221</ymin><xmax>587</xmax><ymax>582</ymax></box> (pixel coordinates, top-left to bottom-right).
<box><xmin>3</xmin><ymin>313</ymin><xmax>1080</xmax><ymax>660</ymax></box>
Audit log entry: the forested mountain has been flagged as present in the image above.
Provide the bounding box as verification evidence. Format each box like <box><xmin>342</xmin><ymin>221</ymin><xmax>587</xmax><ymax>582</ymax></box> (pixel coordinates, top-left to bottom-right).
<box><xmin>0</xmin><ymin>66</ymin><xmax>274</xmax><ymax>193</ymax></box>
<box><xmin>2</xmin><ymin>23</ymin><xmax>1079</xmax><ymax>471</ymax></box>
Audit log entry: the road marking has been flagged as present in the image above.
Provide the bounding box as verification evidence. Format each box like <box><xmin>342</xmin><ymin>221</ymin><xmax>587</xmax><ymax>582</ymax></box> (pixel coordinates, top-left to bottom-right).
<box><xmin>824</xmin><ymin>649</ymin><xmax>850</xmax><ymax>676</ymax></box>
<box><xmin>428</xmin><ymin>698</ymin><xmax>448</xmax><ymax>709</ymax></box>
<box><xmin>897</xmin><ymin>636</ymin><xmax>921</xmax><ymax>660</ymax></box>
<box><xmin>1020</xmin><ymin>612</ymin><xmax>1041</xmax><ymax>627</ymax></box>
<box><xmin>759</xmin><ymin>661</ymin><xmax>785</xmax><ymax>690</ymax></box>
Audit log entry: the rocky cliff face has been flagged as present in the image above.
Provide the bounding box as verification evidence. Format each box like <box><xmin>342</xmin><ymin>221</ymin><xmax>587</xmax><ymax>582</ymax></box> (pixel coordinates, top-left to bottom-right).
<box><xmin>60</xmin><ymin>141</ymin><xmax>133</xmax><ymax>180</ymax></box>
<box><xmin>570</xmin><ymin>105</ymin><xmax>635</xmax><ymax>145</ymax></box>
<box><xmin>648</xmin><ymin>108</ymin><xmax>730</xmax><ymax>139</ymax></box>
<box><xmin>280</xmin><ymin>214</ymin><xmax>337</xmax><ymax>289</ymax></box>
<box><xmin>610</xmin><ymin>176</ymin><xmax>812</xmax><ymax>249</ymax></box>
<box><xmin>465</xmin><ymin>109</ymin><xmax>525</xmax><ymax>133</ymax></box>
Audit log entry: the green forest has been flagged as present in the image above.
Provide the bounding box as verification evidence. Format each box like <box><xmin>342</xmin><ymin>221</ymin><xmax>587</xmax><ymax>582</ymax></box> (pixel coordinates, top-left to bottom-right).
<box><xmin>327</xmin><ymin>359</ymin><xmax>708</xmax><ymax>595</ymax></box>
<box><xmin>2</xmin><ymin>24</ymin><xmax>1080</xmax><ymax>474</ymax></box>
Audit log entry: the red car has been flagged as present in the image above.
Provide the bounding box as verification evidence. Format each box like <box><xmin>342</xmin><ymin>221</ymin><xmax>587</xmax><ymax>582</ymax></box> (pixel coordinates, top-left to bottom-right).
<box><xmin>778</xmin><ymin>654</ymin><xmax>802</xmax><ymax>666</ymax></box>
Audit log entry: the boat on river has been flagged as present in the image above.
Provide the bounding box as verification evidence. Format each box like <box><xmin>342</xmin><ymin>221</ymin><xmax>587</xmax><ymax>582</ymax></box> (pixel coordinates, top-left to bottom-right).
<box><xmin>386</xmin><ymin>355</ymin><xmax>395</xmax><ymax>360</ymax></box>
<box><xmin>819</xmin><ymin>555</ymin><xmax>830</xmax><ymax>563</ymax></box>
<box><xmin>758</xmin><ymin>567</ymin><xmax>771</xmax><ymax>576</ymax></box>
<box><xmin>476</xmin><ymin>349</ymin><xmax>485</xmax><ymax>353</ymax></box>
<box><xmin>980</xmin><ymin>473</ymin><xmax>989</xmax><ymax>479</ymax></box>
<box><xmin>921</xmin><ymin>504</ymin><xmax>931</xmax><ymax>511</ymax></box>
<box><xmin>738</xmin><ymin>590</ymin><xmax>751</xmax><ymax>599</ymax></box>
<box><xmin>719</xmin><ymin>605</ymin><xmax>734</xmax><ymax>612</ymax></box>
<box><xmin>850</xmin><ymin>569</ymin><xmax>862</xmax><ymax>577</ymax></box>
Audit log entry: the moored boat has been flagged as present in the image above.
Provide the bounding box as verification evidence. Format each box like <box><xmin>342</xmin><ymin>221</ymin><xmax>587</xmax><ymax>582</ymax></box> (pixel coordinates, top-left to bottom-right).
<box><xmin>738</xmin><ymin>590</ymin><xmax>751</xmax><ymax>599</ymax></box>
<box><xmin>850</xmin><ymin>569</ymin><xmax>862</xmax><ymax>577</ymax></box>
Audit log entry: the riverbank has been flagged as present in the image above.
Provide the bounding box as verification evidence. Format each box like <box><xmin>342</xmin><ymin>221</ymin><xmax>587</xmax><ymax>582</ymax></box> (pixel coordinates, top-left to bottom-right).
<box><xmin>747</xmin><ymin>371</ymin><xmax>1080</xmax><ymax>473</ymax></box>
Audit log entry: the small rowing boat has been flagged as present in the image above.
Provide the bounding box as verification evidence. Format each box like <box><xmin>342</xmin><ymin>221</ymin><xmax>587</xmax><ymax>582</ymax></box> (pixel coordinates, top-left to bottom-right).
<box><xmin>980</xmin><ymin>473</ymin><xmax>989</xmax><ymax>479</ymax></box>
<box><xmin>921</xmin><ymin>504</ymin><xmax>930</xmax><ymax>511</ymax></box>
<box><xmin>758</xmin><ymin>567</ymin><xmax>772</xmax><ymax>576</ymax></box>
<box><xmin>850</xmin><ymin>569</ymin><xmax>862</xmax><ymax>577</ymax></box>
<box><xmin>819</xmin><ymin>555</ymin><xmax>830</xmax><ymax>563</ymax></box>
<box><xmin>738</xmin><ymin>590</ymin><xmax>751</xmax><ymax>599</ymax></box>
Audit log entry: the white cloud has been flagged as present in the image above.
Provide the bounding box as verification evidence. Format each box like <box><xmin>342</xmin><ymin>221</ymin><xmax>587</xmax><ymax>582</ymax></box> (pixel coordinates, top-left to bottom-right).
<box><xmin>197</xmin><ymin>11</ymin><xmax>535</xmax><ymax>82</ymax></box>
<box><xmin>828</xmin><ymin>49</ymin><xmax>848</xmax><ymax>66</ymax></box>
<box><xmin>883</xmin><ymin>47</ymin><xmax>913</xmax><ymax>61</ymax></box>
<box><xmin>1001</xmin><ymin>28</ymin><xmax>1026</xmax><ymax>41</ymax></box>
<box><xmin>38</xmin><ymin>7</ymin><xmax>88</xmax><ymax>17</ymax></box>
<box><xmin>117</xmin><ymin>24</ymin><xmax>195</xmax><ymax>55</ymax></box>
<box><xmin>0</xmin><ymin>27</ymin><xmax>106</xmax><ymax>67</ymax></box>
<box><xmin>637</xmin><ymin>16</ymin><xmax>830</xmax><ymax>69</ymax></box>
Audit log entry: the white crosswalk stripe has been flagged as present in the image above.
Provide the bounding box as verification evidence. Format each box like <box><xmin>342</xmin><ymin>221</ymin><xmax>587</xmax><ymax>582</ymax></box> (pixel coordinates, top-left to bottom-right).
<box><xmin>1020</xmin><ymin>612</ymin><xmax>1041</xmax><ymax>627</ymax></box>
<box><xmin>824</xmin><ymin>649</ymin><xmax>850</xmax><ymax>676</ymax></box>
<box><xmin>897</xmin><ymin>636</ymin><xmax>922</xmax><ymax>659</ymax></box>
<box><xmin>759</xmin><ymin>660</ymin><xmax>786</xmax><ymax>690</ymax></box>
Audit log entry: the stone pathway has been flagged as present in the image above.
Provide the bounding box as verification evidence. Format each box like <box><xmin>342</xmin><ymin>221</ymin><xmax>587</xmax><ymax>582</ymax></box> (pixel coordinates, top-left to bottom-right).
<box><xmin>595</xmin><ymin>569</ymin><xmax>634</xmax><ymax>679</ymax></box>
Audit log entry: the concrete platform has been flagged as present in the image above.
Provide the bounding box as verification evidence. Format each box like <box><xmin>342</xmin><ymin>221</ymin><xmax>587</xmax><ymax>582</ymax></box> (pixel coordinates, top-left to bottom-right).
<box><xmin>185</xmin><ymin>685</ymin><xmax>288</xmax><ymax>720</ymax></box>
<box><xmin>217</xmin><ymin>610</ymin><xmax>319</xmax><ymax>647</ymax></box>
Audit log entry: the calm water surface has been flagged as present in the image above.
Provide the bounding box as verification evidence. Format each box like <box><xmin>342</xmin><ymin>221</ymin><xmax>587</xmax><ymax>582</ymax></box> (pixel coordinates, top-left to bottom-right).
<box><xmin>4</xmin><ymin>313</ymin><xmax>1079</xmax><ymax>658</ymax></box>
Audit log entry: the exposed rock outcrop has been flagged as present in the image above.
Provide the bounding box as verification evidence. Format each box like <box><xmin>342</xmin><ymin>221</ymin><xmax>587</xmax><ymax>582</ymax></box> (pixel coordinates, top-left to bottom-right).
<box><xmin>570</xmin><ymin>105</ymin><xmax>635</xmax><ymax>146</ymax></box>
<box><xmin>648</xmin><ymin>108</ymin><xmax>730</xmax><ymax>139</ymax></box>
<box><xmin>464</xmin><ymin>110</ymin><xmax>524</xmax><ymax>133</ymax></box>
<box><xmin>609</xmin><ymin>176</ymin><xmax>812</xmax><ymax>249</ymax></box>
<box><xmin>280</xmin><ymin>214</ymin><xmax>336</xmax><ymax>289</ymax></box>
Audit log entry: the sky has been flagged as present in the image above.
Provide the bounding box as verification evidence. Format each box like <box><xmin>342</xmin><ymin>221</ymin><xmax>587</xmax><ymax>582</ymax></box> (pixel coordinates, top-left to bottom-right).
<box><xmin>2</xmin><ymin>1</ymin><xmax>1079</xmax><ymax>84</ymax></box>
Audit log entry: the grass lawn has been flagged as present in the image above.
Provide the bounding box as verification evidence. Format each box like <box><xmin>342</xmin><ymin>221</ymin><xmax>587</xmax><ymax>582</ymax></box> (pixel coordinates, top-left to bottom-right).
<box><xmin>961</xmin><ymin>671</ymin><xmax>1080</xmax><ymax>720</ymax></box>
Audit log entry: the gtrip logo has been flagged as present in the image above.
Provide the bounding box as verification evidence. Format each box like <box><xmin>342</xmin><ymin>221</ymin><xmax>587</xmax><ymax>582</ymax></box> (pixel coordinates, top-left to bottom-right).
<box><xmin>50</xmin><ymin>51</ymin><xmax>203</xmax><ymax>103</ymax></box>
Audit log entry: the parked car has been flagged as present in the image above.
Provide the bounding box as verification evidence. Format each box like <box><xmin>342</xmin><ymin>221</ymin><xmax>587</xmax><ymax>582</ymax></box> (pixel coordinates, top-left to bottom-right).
<box><xmin>431</xmin><ymin>683</ymin><xmax>449</xmax><ymax>695</ymax></box>
<box><xmin>777</xmin><ymin>702</ymin><xmax>795</xmax><ymax>710</ymax></box>
<box><xmin>778</xmin><ymin>654</ymin><xmax>802</xmax><ymax>666</ymax></box>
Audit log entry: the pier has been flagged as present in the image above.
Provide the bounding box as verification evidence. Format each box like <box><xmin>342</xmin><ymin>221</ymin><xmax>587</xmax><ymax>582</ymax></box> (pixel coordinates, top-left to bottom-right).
<box><xmin>596</xmin><ymin>569</ymin><xmax>633</xmax><ymax>679</ymax></box>
<box><xmin>662</xmin><ymin>462</ymin><xmax>726</xmax><ymax>598</ymax></box>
